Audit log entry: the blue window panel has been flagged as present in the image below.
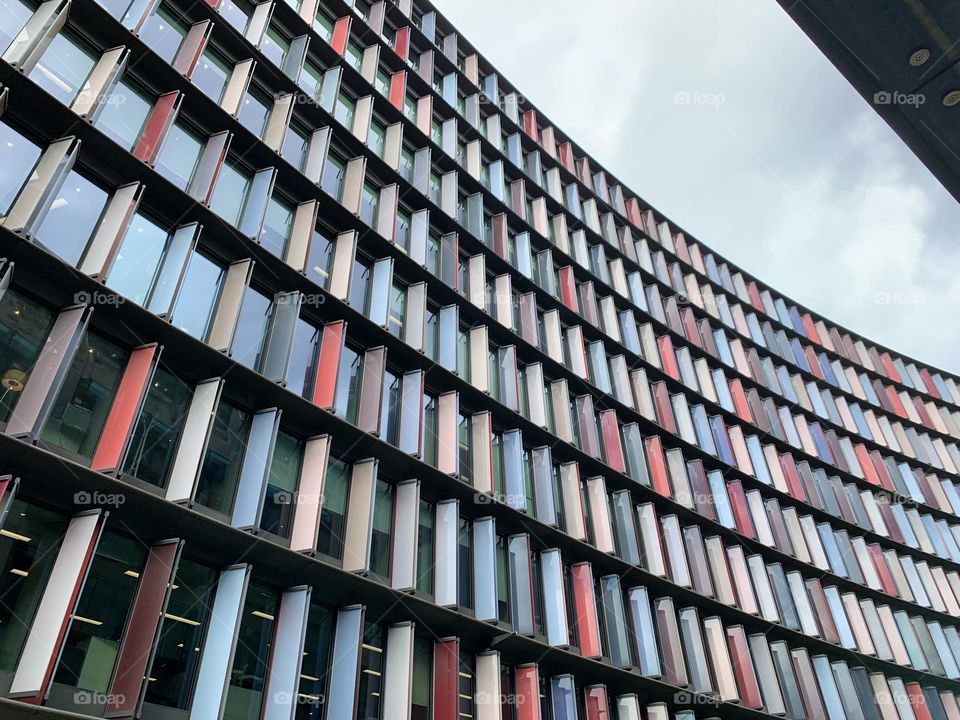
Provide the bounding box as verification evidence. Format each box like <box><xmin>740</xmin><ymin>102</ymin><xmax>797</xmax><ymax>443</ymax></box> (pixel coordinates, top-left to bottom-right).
<box><xmin>712</xmin><ymin>370</ymin><xmax>735</xmax><ymax>413</ymax></box>
<box><xmin>746</xmin><ymin>435</ymin><xmax>772</xmax><ymax>485</ymax></box>
<box><xmin>776</xmin><ymin>367</ymin><xmax>797</xmax><ymax>403</ymax></box>
<box><xmin>690</xmin><ymin>404</ymin><xmax>716</xmax><ymax>456</ymax></box>
<box><xmin>817</xmin><ymin>525</ymin><xmax>848</xmax><ymax>579</ymax></box>
<box><xmin>891</xmin><ymin>503</ymin><xmax>919</xmax><ymax>549</ymax></box>
<box><xmin>822</xmin><ymin>587</ymin><xmax>856</xmax><ymax>650</ymax></box>
<box><xmin>713</xmin><ymin>332</ymin><xmax>734</xmax><ymax>368</ymax></box>
<box><xmin>709</xmin><ymin>416</ymin><xmax>735</xmax><ymax>466</ymax></box>
<box><xmin>704</xmin><ymin>253</ymin><xmax>721</xmax><ymax>284</ymax></box>
<box><xmin>790</xmin><ymin>339</ymin><xmax>810</xmax><ymax>373</ymax></box>
<box><xmin>809</xmin><ymin>424</ymin><xmax>833</xmax><ymax>463</ymax></box>
<box><xmin>789</xmin><ymin>306</ymin><xmax>806</xmax><ymax>336</ymax></box>
<box><xmin>708</xmin><ymin>470</ymin><xmax>736</xmax><ymax>529</ymax></box>
<box><xmin>626</xmin><ymin>586</ymin><xmax>661</xmax><ymax>677</ymax></box>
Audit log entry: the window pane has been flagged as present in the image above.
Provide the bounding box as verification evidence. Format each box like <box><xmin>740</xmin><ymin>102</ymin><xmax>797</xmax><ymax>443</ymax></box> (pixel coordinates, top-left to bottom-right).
<box><xmin>209</xmin><ymin>161</ymin><xmax>251</xmax><ymax>226</ymax></box>
<box><xmin>369</xmin><ymin>479</ymin><xmax>393</xmax><ymax>578</ymax></box>
<box><xmin>333</xmin><ymin>345</ymin><xmax>361</xmax><ymax>423</ymax></box>
<box><xmin>357</xmin><ymin>622</ymin><xmax>383</xmax><ymax>720</ymax></box>
<box><xmin>0</xmin><ymin>0</ymin><xmax>31</xmax><ymax>54</ymax></box>
<box><xmin>139</xmin><ymin>5</ymin><xmax>187</xmax><ymax>63</ymax></box>
<box><xmin>29</xmin><ymin>33</ymin><xmax>95</xmax><ymax>106</ymax></box>
<box><xmin>415</xmin><ymin>499</ymin><xmax>433</xmax><ymax>595</ymax></box>
<box><xmin>281</xmin><ymin>125</ymin><xmax>307</xmax><ymax>170</ymax></box>
<box><xmin>53</xmin><ymin>532</ymin><xmax>147</xmax><ymax>692</ymax></box>
<box><xmin>107</xmin><ymin>213</ymin><xmax>168</xmax><ymax>305</ymax></box>
<box><xmin>40</xmin><ymin>332</ymin><xmax>128</xmax><ymax>461</ymax></box>
<box><xmin>0</xmin><ymin>120</ymin><xmax>41</xmax><ymax>216</ymax></box>
<box><xmin>195</xmin><ymin>401</ymin><xmax>250</xmax><ymax>515</ymax></box>
<box><xmin>143</xmin><ymin>558</ymin><xmax>216</xmax><ymax>709</ymax></box>
<box><xmin>155</xmin><ymin>123</ymin><xmax>203</xmax><ymax>190</ymax></box>
<box><xmin>231</xmin><ymin>287</ymin><xmax>271</xmax><ymax>370</ymax></box>
<box><xmin>296</xmin><ymin>602</ymin><xmax>335</xmax><ymax>720</ymax></box>
<box><xmin>305</xmin><ymin>228</ymin><xmax>334</xmax><ymax>289</ymax></box>
<box><xmin>0</xmin><ymin>289</ymin><xmax>55</xmax><ymax>424</ymax></box>
<box><xmin>259</xmin><ymin>431</ymin><xmax>302</xmax><ymax>537</ymax></box>
<box><xmin>218</xmin><ymin>0</ymin><xmax>250</xmax><ymax>32</ymax></box>
<box><xmin>260</xmin><ymin>196</ymin><xmax>294</xmax><ymax>258</ymax></box>
<box><xmin>286</xmin><ymin>317</ymin><xmax>319</xmax><ymax>398</ymax></box>
<box><xmin>0</xmin><ymin>499</ymin><xmax>67</xmax><ymax>672</ymax></box>
<box><xmin>122</xmin><ymin>368</ymin><xmax>191</xmax><ymax>487</ymax></box>
<box><xmin>411</xmin><ymin>637</ymin><xmax>431</xmax><ymax>720</ymax></box>
<box><xmin>172</xmin><ymin>252</ymin><xmax>224</xmax><ymax>340</ymax></box>
<box><xmin>261</xmin><ymin>26</ymin><xmax>288</xmax><ymax>66</ymax></box>
<box><xmin>316</xmin><ymin>456</ymin><xmax>349</xmax><ymax>559</ymax></box>
<box><xmin>237</xmin><ymin>87</ymin><xmax>271</xmax><ymax>137</ymax></box>
<box><xmin>192</xmin><ymin>50</ymin><xmax>231</xmax><ymax>103</ymax></box>
<box><xmin>224</xmin><ymin>584</ymin><xmax>277</xmax><ymax>720</ymax></box>
<box><xmin>34</xmin><ymin>169</ymin><xmax>109</xmax><ymax>266</ymax></box>
<box><xmin>95</xmin><ymin>79</ymin><xmax>152</xmax><ymax>150</ymax></box>
<box><xmin>320</xmin><ymin>154</ymin><xmax>345</xmax><ymax>200</ymax></box>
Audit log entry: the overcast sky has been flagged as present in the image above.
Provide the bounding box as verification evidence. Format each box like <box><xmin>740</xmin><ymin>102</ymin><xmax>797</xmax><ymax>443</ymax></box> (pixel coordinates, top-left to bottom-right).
<box><xmin>437</xmin><ymin>0</ymin><xmax>960</xmax><ymax>375</ymax></box>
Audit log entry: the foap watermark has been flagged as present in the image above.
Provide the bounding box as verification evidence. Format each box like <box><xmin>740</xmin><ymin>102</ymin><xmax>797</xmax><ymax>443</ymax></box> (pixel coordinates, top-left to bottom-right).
<box><xmin>476</xmin><ymin>690</ymin><xmax>528</xmax><ymax>706</ymax></box>
<box><xmin>74</xmin><ymin>490</ymin><xmax>126</xmax><ymax>508</ymax></box>
<box><xmin>74</xmin><ymin>691</ymin><xmax>125</xmax><ymax>706</ymax></box>
<box><xmin>673</xmin><ymin>91</ymin><xmax>725</xmax><ymax>107</ymax></box>
<box><xmin>873</xmin><ymin>291</ymin><xmax>925</xmax><ymax>307</ymax></box>
<box><xmin>673</xmin><ymin>690</ymin><xmax>721</xmax><ymax>707</ymax></box>
<box><xmin>75</xmin><ymin>290</ymin><xmax>125</xmax><ymax>307</ymax></box>
<box><xmin>272</xmin><ymin>489</ymin><xmax>321</xmax><ymax>506</ymax></box>
<box><xmin>873</xmin><ymin>90</ymin><xmax>925</xmax><ymax>107</ymax></box>
<box><xmin>474</xmin><ymin>491</ymin><xmax>526</xmax><ymax>507</ymax></box>
<box><xmin>272</xmin><ymin>691</ymin><xmax>325</xmax><ymax>707</ymax></box>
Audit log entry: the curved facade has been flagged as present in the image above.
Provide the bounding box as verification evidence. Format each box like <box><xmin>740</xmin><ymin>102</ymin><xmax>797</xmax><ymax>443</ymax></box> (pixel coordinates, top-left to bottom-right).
<box><xmin>0</xmin><ymin>1</ymin><xmax>958</xmax><ymax>720</ymax></box>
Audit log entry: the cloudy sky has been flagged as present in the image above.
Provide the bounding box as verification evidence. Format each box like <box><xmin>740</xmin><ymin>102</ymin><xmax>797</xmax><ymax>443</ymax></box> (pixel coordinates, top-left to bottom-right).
<box><xmin>438</xmin><ymin>0</ymin><xmax>960</xmax><ymax>375</ymax></box>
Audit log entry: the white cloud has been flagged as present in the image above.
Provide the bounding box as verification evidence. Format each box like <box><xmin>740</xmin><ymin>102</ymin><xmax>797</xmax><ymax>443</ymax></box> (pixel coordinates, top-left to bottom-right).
<box><xmin>437</xmin><ymin>0</ymin><xmax>960</xmax><ymax>373</ymax></box>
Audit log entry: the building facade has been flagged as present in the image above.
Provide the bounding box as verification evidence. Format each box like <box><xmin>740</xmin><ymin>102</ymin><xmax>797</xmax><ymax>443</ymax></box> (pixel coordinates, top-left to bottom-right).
<box><xmin>0</xmin><ymin>0</ymin><xmax>958</xmax><ymax>719</ymax></box>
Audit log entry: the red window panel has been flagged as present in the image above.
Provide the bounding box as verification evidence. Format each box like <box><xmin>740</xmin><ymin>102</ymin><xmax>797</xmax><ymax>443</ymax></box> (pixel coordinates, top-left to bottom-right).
<box><xmin>515</xmin><ymin>665</ymin><xmax>541</xmax><ymax>720</ymax></box>
<box><xmin>583</xmin><ymin>686</ymin><xmax>610</xmax><ymax>720</ymax></box>
<box><xmin>725</xmin><ymin>479</ymin><xmax>755</xmax><ymax>539</ymax></box>
<box><xmin>599</xmin><ymin>410</ymin><xmax>625</xmax><ymax>473</ymax></box>
<box><xmin>644</xmin><ymin>435</ymin><xmax>672</xmax><ymax>497</ymax></box>
<box><xmin>881</xmin><ymin>352</ymin><xmax>901</xmax><ymax>383</ymax></box>
<box><xmin>657</xmin><ymin>335</ymin><xmax>679</xmax><ymax>381</ymax></box>
<box><xmin>559</xmin><ymin>142</ymin><xmax>575</xmax><ymax>174</ymax></box>
<box><xmin>854</xmin><ymin>444</ymin><xmax>879</xmax><ymax>487</ymax></box>
<box><xmin>311</xmin><ymin>321</ymin><xmax>346</xmax><ymax>410</ymax></box>
<box><xmin>107</xmin><ymin>540</ymin><xmax>182</xmax><ymax>717</ymax></box>
<box><xmin>558</xmin><ymin>266</ymin><xmax>578</xmax><ymax>313</ymax></box>
<box><xmin>388</xmin><ymin>70</ymin><xmax>406</xmax><ymax>111</ymax></box>
<box><xmin>90</xmin><ymin>344</ymin><xmax>159</xmax><ymax>472</ymax></box>
<box><xmin>746</xmin><ymin>281</ymin><xmax>765</xmax><ymax>313</ymax></box>
<box><xmin>133</xmin><ymin>91</ymin><xmax>180</xmax><ymax>163</ymax></box>
<box><xmin>867</xmin><ymin>543</ymin><xmax>898</xmax><ymax>596</ymax></box>
<box><xmin>801</xmin><ymin>312</ymin><xmax>821</xmax><ymax>344</ymax></box>
<box><xmin>919</xmin><ymin>367</ymin><xmax>940</xmax><ymax>399</ymax></box>
<box><xmin>728</xmin><ymin>379</ymin><xmax>753</xmax><ymax>423</ymax></box>
<box><xmin>870</xmin><ymin>450</ymin><xmax>896</xmax><ymax>492</ymax></box>
<box><xmin>433</xmin><ymin>638</ymin><xmax>459</xmax><ymax>720</ymax></box>
<box><xmin>803</xmin><ymin>346</ymin><xmax>823</xmax><ymax>379</ymax></box>
<box><xmin>726</xmin><ymin>625</ymin><xmax>763</xmax><ymax>709</ymax></box>
<box><xmin>522</xmin><ymin>109</ymin><xmax>539</xmax><ymax>142</ymax></box>
<box><xmin>650</xmin><ymin>381</ymin><xmax>677</xmax><ymax>434</ymax></box>
<box><xmin>885</xmin><ymin>385</ymin><xmax>907</xmax><ymax>419</ymax></box>
<box><xmin>680</xmin><ymin>308</ymin><xmax>701</xmax><ymax>348</ymax></box>
<box><xmin>625</xmin><ymin>197</ymin><xmax>642</xmax><ymax>228</ymax></box>
<box><xmin>393</xmin><ymin>26</ymin><xmax>411</xmax><ymax>61</ymax></box>
<box><xmin>911</xmin><ymin>396</ymin><xmax>933</xmax><ymax>428</ymax></box>
<box><xmin>906</xmin><ymin>683</ymin><xmax>933</xmax><ymax>720</ymax></box>
<box><xmin>331</xmin><ymin>16</ymin><xmax>352</xmax><ymax>56</ymax></box>
<box><xmin>570</xmin><ymin>563</ymin><xmax>602</xmax><ymax>658</ymax></box>
<box><xmin>804</xmin><ymin>578</ymin><xmax>840</xmax><ymax>644</ymax></box>
<box><xmin>673</xmin><ymin>232</ymin><xmax>691</xmax><ymax>263</ymax></box>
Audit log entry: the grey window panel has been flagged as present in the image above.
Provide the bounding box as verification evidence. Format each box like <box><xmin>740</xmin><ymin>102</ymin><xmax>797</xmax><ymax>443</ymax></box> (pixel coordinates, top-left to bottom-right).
<box><xmin>636</xmin><ymin>503</ymin><xmax>665</xmax><ymax>577</ymax></box>
<box><xmin>507</xmin><ymin>534</ymin><xmax>534</xmax><ymax>635</ymax></box>
<box><xmin>302</xmin><ymin>126</ymin><xmax>331</xmax><ymax>184</ymax></box>
<box><xmin>381</xmin><ymin>622</ymin><xmax>414</xmax><ymax>710</ymax></box>
<box><xmin>239</xmin><ymin>167</ymin><xmax>277</xmax><ymax>239</ymax></box>
<box><xmin>502</xmin><ymin>429</ymin><xmax>525</xmax><ymax>511</ymax></box>
<box><xmin>230</xmin><ymin>408</ymin><xmax>280</xmax><ymax>529</ymax></box>
<box><xmin>407</xmin><ymin>209</ymin><xmax>428</xmax><ymax>267</ymax></box>
<box><xmin>72</xmin><ymin>46</ymin><xmax>128</xmax><ymax>120</ymax></box>
<box><xmin>682</xmin><ymin>525</ymin><xmax>713</xmax><ymax>599</ymax></box>
<box><xmin>748</xmin><ymin>633</ymin><xmax>786</xmax><ymax>715</ymax></box>
<box><xmin>187</xmin><ymin>131</ymin><xmax>231</xmax><ymax>204</ymax></box>
<box><xmin>341</xmin><ymin>156</ymin><xmax>367</xmax><ymax>215</ymax></box>
<box><xmin>627</xmin><ymin>585</ymin><xmax>661</xmax><ymax>677</ymax></box>
<box><xmin>678</xmin><ymin>606</ymin><xmax>713</xmax><ymax>694</ymax></box>
<box><xmin>5</xmin><ymin>135</ymin><xmax>78</xmax><ymax>234</ymax></box>
<box><xmin>703</xmin><ymin>615</ymin><xmax>737</xmax><ymax>702</ymax></box>
<box><xmin>472</xmin><ymin>516</ymin><xmax>497</xmax><ymax>622</ymax></box>
<box><xmin>823</xmin><ymin>585</ymin><xmax>856</xmax><ymax>650</ymax></box>
<box><xmin>367</xmin><ymin>257</ymin><xmax>394</xmax><ymax>327</ymax></box>
<box><xmin>264</xmin><ymin>93</ymin><xmax>294</xmax><ymax>152</ymax></box>
<box><xmin>172</xmin><ymin>21</ymin><xmax>211</xmax><ymax>76</ymax></box>
<box><xmin>375</xmin><ymin>183</ymin><xmax>398</xmax><ymax>242</ymax></box>
<box><xmin>221</xmin><ymin>59</ymin><xmax>255</xmax><ymax>116</ymax></box>
<box><xmin>259</xmin><ymin>291</ymin><xmax>302</xmax><ymax>383</ymax></box>
<box><xmin>356</xmin><ymin>346</ymin><xmax>385</xmax><ymax>435</ymax></box>
<box><xmin>326</xmin><ymin>605</ymin><xmax>364</xmax><ymax>720</ymax></box>
<box><xmin>79</xmin><ymin>181</ymin><xmax>143</xmax><ymax>277</ymax></box>
<box><xmin>261</xmin><ymin>586</ymin><xmax>311</xmax><ymax>720</ymax></box>
<box><xmin>438</xmin><ymin>232</ymin><xmax>458</xmax><ymax>289</ymax></box>
<box><xmin>531</xmin><ymin>446</ymin><xmax>557</xmax><ymax>526</ymax></box>
<box><xmin>661</xmin><ymin>514</ymin><xmax>690</xmax><ymax>588</ymax></box>
<box><xmin>382</xmin><ymin>122</ymin><xmax>403</xmax><ymax>171</ymax></box>
<box><xmin>599</xmin><ymin>575</ymin><xmax>631</xmax><ymax>669</ymax></box>
<box><xmin>654</xmin><ymin>596</ymin><xmax>687</xmax><ymax>687</ymax></box>
<box><xmin>524</xmin><ymin>363</ymin><xmax>547</xmax><ymax>429</ymax></box>
<box><xmin>244</xmin><ymin>1</ymin><xmax>272</xmax><ymax>45</ymax></box>
<box><xmin>206</xmin><ymin>258</ymin><xmax>253</xmax><ymax>351</ymax></box>
<box><xmin>436</xmin><ymin>392</ymin><xmax>458</xmax><ymax>476</ymax></box>
<box><xmin>434</xmin><ymin>499</ymin><xmax>458</xmax><ymax>606</ymax></box>
<box><xmin>390</xmin><ymin>480</ymin><xmax>419</xmax><ymax>591</ymax></box>
<box><xmin>586</xmin><ymin>476</ymin><xmax>614</xmax><ymax>553</ymax></box>
<box><xmin>341</xmin><ymin>458</ymin><xmax>377</xmax><ymax>573</ymax></box>
<box><xmin>359</xmin><ymin>44</ymin><xmax>379</xmax><ymax>83</ymax></box>
<box><xmin>327</xmin><ymin>229</ymin><xmax>357</xmax><ymax>302</ymax></box>
<box><xmin>768</xmin><ymin>640</ymin><xmax>806</xmax><ymax>720</ymax></box>
<box><xmin>164</xmin><ymin>378</ymin><xmax>223</xmax><ymax>503</ymax></box>
<box><xmin>145</xmin><ymin>222</ymin><xmax>200</xmax><ymax>317</ymax></box>
<box><xmin>398</xmin><ymin>370</ymin><xmax>424</xmax><ymax>456</ymax></box>
<box><xmin>811</xmin><ymin>655</ymin><xmax>846</xmax><ymax>720</ymax></box>
<box><xmin>2</xmin><ymin>0</ymin><xmax>70</xmax><ymax>73</ymax></box>
<box><xmin>289</xmin><ymin>434</ymin><xmax>329</xmax><ymax>553</ymax></box>
<box><xmin>611</xmin><ymin>490</ymin><xmax>640</xmax><ymax>565</ymax></box>
<box><xmin>281</xmin><ymin>35</ymin><xmax>308</xmax><ymax>81</ymax></box>
<box><xmin>541</xmin><ymin>548</ymin><xmax>568</xmax><ymax>647</ymax></box>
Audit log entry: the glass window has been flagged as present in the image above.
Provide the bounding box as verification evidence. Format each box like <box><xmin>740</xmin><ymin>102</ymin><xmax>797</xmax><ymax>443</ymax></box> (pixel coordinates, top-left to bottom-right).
<box><xmin>334</xmin><ymin>92</ymin><xmax>355</xmax><ymax>128</ymax></box>
<box><xmin>41</xmin><ymin>332</ymin><xmax>128</xmax><ymax>461</ymax></box>
<box><xmin>0</xmin><ymin>0</ymin><xmax>32</xmax><ymax>55</ymax></box>
<box><xmin>155</xmin><ymin>122</ymin><xmax>203</xmax><ymax>190</ymax></box>
<box><xmin>143</xmin><ymin>559</ymin><xmax>216</xmax><ymax>709</ymax></box>
<box><xmin>316</xmin><ymin>456</ymin><xmax>349</xmax><ymax>559</ymax></box>
<box><xmin>298</xmin><ymin>59</ymin><xmax>324</xmax><ymax>101</ymax></box>
<box><xmin>139</xmin><ymin>5</ymin><xmax>187</xmax><ymax>63</ymax></box>
<box><xmin>394</xmin><ymin>209</ymin><xmax>411</xmax><ymax>252</ymax></box>
<box><xmin>458</xmin><ymin>517</ymin><xmax>472</xmax><ymax>609</ymax></box>
<box><xmin>34</xmin><ymin>168</ymin><xmax>109</xmax><ymax>266</ymax></box>
<box><xmin>95</xmin><ymin>78</ymin><xmax>152</xmax><ymax>150</ymax></box>
<box><xmin>286</xmin><ymin>316</ymin><xmax>319</xmax><ymax>398</ymax></box>
<box><xmin>261</xmin><ymin>25</ymin><xmax>289</xmax><ymax>67</ymax></box>
<box><xmin>333</xmin><ymin>344</ymin><xmax>361</xmax><ymax>423</ymax></box>
<box><xmin>380</xmin><ymin>370</ymin><xmax>400</xmax><ymax>446</ymax></box>
<box><xmin>53</xmin><ymin>531</ymin><xmax>147</xmax><ymax>692</ymax></box>
<box><xmin>29</xmin><ymin>32</ymin><xmax>96</xmax><ymax>106</ymax></box>
<box><xmin>122</xmin><ymin>368</ymin><xmax>191</xmax><ymax>487</ymax></box>
<box><xmin>357</xmin><ymin>622</ymin><xmax>384</xmax><ymax>720</ymax></box>
<box><xmin>313</xmin><ymin>10</ymin><xmax>334</xmax><ymax>40</ymax></box>
<box><xmin>320</xmin><ymin>153</ymin><xmax>345</xmax><ymax>200</ymax></box>
<box><xmin>458</xmin><ymin>412</ymin><xmax>472</xmax><ymax>483</ymax></box>
<box><xmin>386</xmin><ymin>283</ymin><xmax>405</xmax><ymax>338</ymax></box>
<box><xmin>422</xmin><ymin>393</ymin><xmax>437</xmax><ymax>466</ymax></box>
<box><xmin>260</xmin><ymin>431</ymin><xmax>302</xmax><ymax>537</ymax></box>
<box><xmin>281</xmin><ymin>123</ymin><xmax>308</xmax><ymax>170</ymax></box>
<box><xmin>369</xmin><ymin>479</ymin><xmax>393</xmax><ymax>579</ymax></box>
<box><xmin>347</xmin><ymin>258</ymin><xmax>371</xmax><ymax>312</ymax></box>
<box><xmin>305</xmin><ymin>227</ymin><xmax>334</xmax><ymax>288</ymax></box>
<box><xmin>496</xmin><ymin>536</ymin><xmax>510</xmax><ymax>623</ymax></box>
<box><xmin>260</xmin><ymin>195</ymin><xmax>294</xmax><ymax>258</ymax></box>
<box><xmin>296</xmin><ymin>602</ymin><xmax>335</xmax><ymax>720</ymax></box>
<box><xmin>411</xmin><ymin>636</ymin><xmax>431</xmax><ymax>720</ymax></box>
<box><xmin>107</xmin><ymin>213</ymin><xmax>169</xmax><ymax>305</ymax></box>
<box><xmin>232</xmin><ymin>287</ymin><xmax>271</xmax><ymax>370</ymax></box>
<box><xmin>238</xmin><ymin>86</ymin><xmax>272</xmax><ymax>138</ymax></box>
<box><xmin>218</xmin><ymin>0</ymin><xmax>251</xmax><ymax>32</ymax></box>
<box><xmin>416</xmin><ymin>499</ymin><xmax>433</xmax><ymax>595</ymax></box>
<box><xmin>344</xmin><ymin>41</ymin><xmax>362</xmax><ymax>71</ymax></box>
<box><xmin>194</xmin><ymin>400</ymin><xmax>251</xmax><ymax>515</ymax></box>
<box><xmin>224</xmin><ymin>584</ymin><xmax>277</xmax><ymax>720</ymax></box>
<box><xmin>367</xmin><ymin>120</ymin><xmax>386</xmax><ymax>157</ymax></box>
<box><xmin>0</xmin><ymin>289</ymin><xmax>55</xmax><ymax>424</ymax></box>
<box><xmin>0</xmin><ymin>120</ymin><xmax>41</xmax><ymax>216</ymax></box>
<box><xmin>192</xmin><ymin>49</ymin><xmax>231</xmax><ymax>103</ymax></box>
<box><xmin>458</xmin><ymin>651</ymin><xmax>475</xmax><ymax>718</ymax></box>
<box><xmin>0</xmin><ymin>499</ymin><xmax>67</xmax><ymax>672</ymax></box>
<box><xmin>359</xmin><ymin>182</ymin><xmax>378</xmax><ymax>227</ymax></box>
<box><xmin>171</xmin><ymin>251</ymin><xmax>224</xmax><ymax>340</ymax></box>
<box><xmin>209</xmin><ymin>161</ymin><xmax>251</xmax><ymax>226</ymax></box>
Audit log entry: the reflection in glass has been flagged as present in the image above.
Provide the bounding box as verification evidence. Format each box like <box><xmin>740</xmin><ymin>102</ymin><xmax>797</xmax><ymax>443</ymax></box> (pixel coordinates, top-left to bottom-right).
<box><xmin>155</xmin><ymin>123</ymin><xmax>203</xmax><ymax>190</ymax></box>
<box><xmin>316</xmin><ymin>456</ymin><xmax>349</xmax><ymax>559</ymax></box>
<box><xmin>260</xmin><ymin>196</ymin><xmax>294</xmax><ymax>259</ymax></box>
<box><xmin>29</xmin><ymin>32</ymin><xmax>95</xmax><ymax>106</ymax></box>
<box><xmin>259</xmin><ymin>431</ymin><xmax>302</xmax><ymax>538</ymax></box>
<box><xmin>223</xmin><ymin>584</ymin><xmax>277</xmax><ymax>720</ymax></box>
<box><xmin>332</xmin><ymin>345</ymin><xmax>361</xmax><ymax>423</ymax></box>
<box><xmin>209</xmin><ymin>161</ymin><xmax>251</xmax><ymax>226</ymax></box>
<box><xmin>95</xmin><ymin>79</ymin><xmax>152</xmax><ymax>150</ymax></box>
<box><xmin>237</xmin><ymin>87</ymin><xmax>271</xmax><ymax>138</ymax></box>
<box><xmin>122</xmin><ymin>369</ymin><xmax>191</xmax><ymax>487</ymax></box>
<box><xmin>0</xmin><ymin>290</ymin><xmax>55</xmax><ymax>424</ymax></box>
<box><xmin>231</xmin><ymin>287</ymin><xmax>271</xmax><ymax>369</ymax></box>
<box><xmin>0</xmin><ymin>0</ymin><xmax>31</xmax><ymax>55</ymax></box>
<box><xmin>295</xmin><ymin>602</ymin><xmax>335</xmax><ymax>720</ymax></box>
<box><xmin>194</xmin><ymin>400</ymin><xmax>250</xmax><ymax>515</ymax></box>
<box><xmin>139</xmin><ymin>5</ymin><xmax>187</xmax><ymax>63</ymax></box>
<box><xmin>107</xmin><ymin>213</ymin><xmax>168</xmax><ymax>305</ymax></box>
<box><xmin>357</xmin><ymin>622</ymin><xmax>383</xmax><ymax>720</ymax></box>
<box><xmin>41</xmin><ymin>332</ymin><xmax>128</xmax><ymax>461</ymax></box>
<box><xmin>286</xmin><ymin>317</ymin><xmax>319</xmax><ymax>398</ymax></box>
<box><xmin>53</xmin><ymin>532</ymin><xmax>147</xmax><ymax>691</ymax></box>
<box><xmin>192</xmin><ymin>49</ymin><xmax>231</xmax><ymax>103</ymax></box>
<box><xmin>369</xmin><ymin>479</ymin><xmax>393</xmax><ymax>579</ymax></box>
<box><xmin>0</xmin><ymin>120</ymin><xmax>41</xmax><ymax>216</ymax></box>
<box><xmin>34</xmin><ymin>169</ymin><xmax>109</xmax><ymax>266</ymax></box>
<box><xmin>171</xmin><ymin>252</ymin><xmax>224</xmax><ymax>341</ymax></box>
